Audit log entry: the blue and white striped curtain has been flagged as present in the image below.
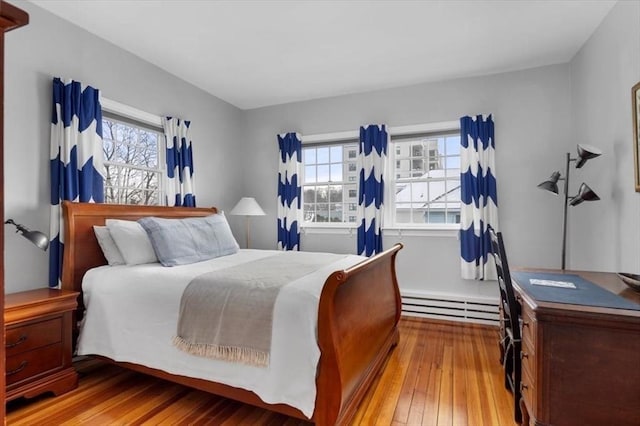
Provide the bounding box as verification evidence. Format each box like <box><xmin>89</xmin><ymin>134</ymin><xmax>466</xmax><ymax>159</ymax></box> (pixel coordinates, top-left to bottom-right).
<box><xmin>163</xmin><ymin>117</ymin><xmax>196</xmax><ymax>207</ymax></box>
<box><xmin>460</xmin><ymin>114</ymin><xmax>498</xmax><ymax>280</ymax></box>
<box><xmin>49</xmin><ymin>78</ymin><xmax>105</xmax><ymax>287</ymax></box>
<box><xmin>357</xmin><ymin>124</ymin><xmax>387</xmax><ymax>256</ymax></box>
<box><xmin>277</xmin><ymin>132</ymin><xmax>302</xmax><ymax>251</ymax></box>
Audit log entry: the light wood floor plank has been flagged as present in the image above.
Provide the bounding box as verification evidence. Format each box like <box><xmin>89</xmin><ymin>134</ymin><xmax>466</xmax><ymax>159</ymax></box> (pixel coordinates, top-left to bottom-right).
<box><xmin>416</xmin><ymin>323</ymin><xmax>443</xmax><ymax>426</ymax></box>
<box><xmin>356</xmin><ymin>323</ymin><xmax>416</xmax><ymax>425</ymax></box>
<box><xmin>437</xmin><ymin>323</ymin><xmax>456</xmax><ymax>426</ymax></box>
<box><xmin>142</xmin><ymin>390</ymin><xmax>218</xmax><ymax>425</ymax></box>
<box><xmin>6</xmin><ymin>317</ymin><xmax>517</xmax><ymax>426</ymax></box>
<box><xmin>462</xmin><ymin>328</ymin><xmax>488</xmax><ymax>426</ymax></box>
<box><xmin>392</xmin><ymin>328</ymin><xmax>426</xmax><ymax>424</ymax></box>
<box><xmin>452</xmin><ymin>327</ymin><xmax>469</xmax><ymax>426</ymax></box>
<box><xmin>476</xmin><ymin>326</ymin><xmax>514</xmax><ymax>426</ymax></box>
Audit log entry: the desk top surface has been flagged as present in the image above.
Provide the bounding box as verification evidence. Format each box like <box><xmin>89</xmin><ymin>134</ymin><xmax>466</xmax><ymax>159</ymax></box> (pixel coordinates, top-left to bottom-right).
<box><xmin>512</xmin><ymin>269</ymin><xmax>640</xmax><ymax>316</ymax></box>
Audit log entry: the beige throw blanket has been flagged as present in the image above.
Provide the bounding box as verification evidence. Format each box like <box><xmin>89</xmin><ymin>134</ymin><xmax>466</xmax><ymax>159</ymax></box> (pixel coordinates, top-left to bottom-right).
<box><xmin>173</xmin><ymin>252</ymin><xmax>346</xmax><ymax>367</ymax></box>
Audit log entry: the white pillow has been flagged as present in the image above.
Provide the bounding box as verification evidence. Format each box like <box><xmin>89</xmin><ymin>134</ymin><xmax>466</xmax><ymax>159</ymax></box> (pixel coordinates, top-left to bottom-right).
<box><xmin>105</xmin><ymin>219</ymin><xmax>158</xmax><ymax>265</ymax></box>
<box><xmin>93</xmin><ymin>226</ymin><xmax>125</xmax><ymax>266</ymax></box>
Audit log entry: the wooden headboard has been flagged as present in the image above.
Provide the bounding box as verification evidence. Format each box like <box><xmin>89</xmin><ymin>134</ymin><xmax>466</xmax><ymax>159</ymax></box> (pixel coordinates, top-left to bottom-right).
<box><xmin>61</xmin><ymin>201</ymin><xmax>218</xmax><ymax>296</ymax></box>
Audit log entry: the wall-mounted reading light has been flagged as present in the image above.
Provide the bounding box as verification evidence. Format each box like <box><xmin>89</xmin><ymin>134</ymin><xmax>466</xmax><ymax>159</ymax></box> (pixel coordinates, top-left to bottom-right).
<box><xmin>5</xmin><ymin>219</ymin><xmax>49</xmax><ymax>250</ymax></box>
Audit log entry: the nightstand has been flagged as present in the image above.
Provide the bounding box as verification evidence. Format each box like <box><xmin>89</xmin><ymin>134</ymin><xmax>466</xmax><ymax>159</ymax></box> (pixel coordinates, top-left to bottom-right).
<box><xmin>4</xmin><ymin>288</ymin><xmax>79</xmax><ymax>402</ymax></box>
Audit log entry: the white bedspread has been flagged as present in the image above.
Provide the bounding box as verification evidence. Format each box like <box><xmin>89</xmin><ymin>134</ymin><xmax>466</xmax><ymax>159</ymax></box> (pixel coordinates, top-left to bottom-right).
<box><xmin>77</xmin><ymin>249</ymin><xmax>364</xmax><ymax>418</ymax></box>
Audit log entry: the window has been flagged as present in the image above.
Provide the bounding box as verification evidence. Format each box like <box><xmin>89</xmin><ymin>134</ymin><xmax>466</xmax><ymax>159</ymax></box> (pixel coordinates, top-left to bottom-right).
<box><xmin>102</xmin><ymin>115</ymin><xmax>164</xmax><ymax>205</ymax></box>
<box><xmin>302</xmin><ymin>143</ymin><xmax>358</xmax><ymax>223</ymax></box>
<box><xmin>300</xmin><ymin>121</ymin><xmax>460</xmax><ymax>230</ymax></box>
<box><xmin>391</xmin><ymin>132</ymin><xmax>461</xmax><ymax>225</ymax></box>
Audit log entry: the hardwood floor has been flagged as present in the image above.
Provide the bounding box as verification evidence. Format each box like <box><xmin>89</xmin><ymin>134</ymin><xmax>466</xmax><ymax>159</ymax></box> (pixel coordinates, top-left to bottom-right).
<box><xmin>6</xmin><ymin>317</ymin><xmax>516</xmax><ymax>425</ymax></box>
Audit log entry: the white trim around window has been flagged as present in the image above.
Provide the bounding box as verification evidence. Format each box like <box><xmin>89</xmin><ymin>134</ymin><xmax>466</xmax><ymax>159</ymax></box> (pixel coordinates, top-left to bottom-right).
<box><xmin>101</xmin><ymin>98</ymin><xmax>162</xmax><ymax>128</ymax></box>
<box><xmin>301</xmin><ymin>224</ymin><xmax>459</xmax><ymax>238</ymax></box>
<box><xmin>301</xmin><ymin>121</ymin><xmax>459</xmax><ymax>144</ymax></box>
<box><xmin>101</xmin><ymin>98</ymin><xmax>167</xmax><ymax>206</ymax></box>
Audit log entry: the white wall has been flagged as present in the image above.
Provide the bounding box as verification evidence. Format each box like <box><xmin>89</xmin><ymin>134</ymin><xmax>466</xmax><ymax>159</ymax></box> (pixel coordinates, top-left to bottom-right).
<box><xmin>569</xmin><ymin>0</ymin><xmax>640</xmax><ymax>274</ymax></box>
<box><xmin>241</xmin><ymin>65</ymin><xmax>573</xmax><ymax>299</ymax></box>
<box><xmin>4</xmin><ymin>2</ymin><xmax>244</xmax><ymax>293</ymax></box>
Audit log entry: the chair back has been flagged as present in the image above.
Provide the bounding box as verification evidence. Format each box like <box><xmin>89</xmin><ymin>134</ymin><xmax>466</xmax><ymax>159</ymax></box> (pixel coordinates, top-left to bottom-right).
<box><xmin>488</xmin><ymin>225</ymin><xmax>521</xmax><ymax>341</ymax></box>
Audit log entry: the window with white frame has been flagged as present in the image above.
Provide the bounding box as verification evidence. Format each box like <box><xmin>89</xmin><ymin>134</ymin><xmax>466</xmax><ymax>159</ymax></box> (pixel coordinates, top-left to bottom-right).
<box><xmin>302</xmin><ymin>142</ymin><xmax>359</xmax><ymax>224</ymax></box>
<box><xmin>391</xmin><ymin>131</ymin><xmax>461</xmax><ymax>225</ymax></box>
<box><xmin>102</xmin><ymin>113</ymin><xmax>165</xmax><ymax>205</ymax></box>
<box><xmin>300</xmin><ymin>122</ymin><xmax>461</xmax><ymax>229</ymax></box>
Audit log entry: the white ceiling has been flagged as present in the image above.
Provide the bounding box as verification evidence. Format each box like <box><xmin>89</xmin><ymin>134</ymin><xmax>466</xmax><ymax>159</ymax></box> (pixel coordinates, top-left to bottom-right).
<box><xmin>30</xmin><ymin>0</ymin><xmax>616</xmax><ymax>110</ymax></box>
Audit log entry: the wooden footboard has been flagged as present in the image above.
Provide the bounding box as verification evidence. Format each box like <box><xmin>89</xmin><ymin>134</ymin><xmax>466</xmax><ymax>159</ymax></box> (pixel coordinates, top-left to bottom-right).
<box><xmin>61</xmin><ymin>201</ymin><xmax>403</xmax><ymax>425</ymax></box>
<box><xmin>315</xmin><ymin>243</ymin><xmax>403</xmax><ymax>426</ymax></box>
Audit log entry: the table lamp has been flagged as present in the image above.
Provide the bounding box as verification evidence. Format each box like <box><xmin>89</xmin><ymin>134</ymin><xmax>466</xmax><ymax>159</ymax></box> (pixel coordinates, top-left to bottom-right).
<box><xmin>229</xmin><ymin>197</ymin><xmax>265</xmax><ymax>248</ymax></box>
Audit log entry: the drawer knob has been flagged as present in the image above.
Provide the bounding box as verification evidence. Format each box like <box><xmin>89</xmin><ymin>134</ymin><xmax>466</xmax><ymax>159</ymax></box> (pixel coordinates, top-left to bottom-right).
<box><xmin>522</xmin><ymin>321</ymin><xmax>530</xmax><ymax>328</ymax></box>
<box><xmin>521</xmin><ymin>383</ymin><xmax>529</xmax><ymax>391</ymax></box>
<box><xmin>521</xmin><ymin>351</ymin><xmax>529</xmax><ymax>359</ymax></box>
<box><xmin>6</xmin><ymin>334</ymin><xmax>27</xmax><ymax>349</ymax></box>
<box><xmin>7</xmin><ymin>360</ymin><xmax>28</xmax><ymax>376</ymax></box>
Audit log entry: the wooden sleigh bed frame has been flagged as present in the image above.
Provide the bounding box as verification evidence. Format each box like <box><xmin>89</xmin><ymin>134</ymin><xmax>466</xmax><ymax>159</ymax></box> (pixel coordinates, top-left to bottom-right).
<box><xmin>61</xmin><ymin>201</ymin><xmax>403</xmax><ymax>426</ymax></box>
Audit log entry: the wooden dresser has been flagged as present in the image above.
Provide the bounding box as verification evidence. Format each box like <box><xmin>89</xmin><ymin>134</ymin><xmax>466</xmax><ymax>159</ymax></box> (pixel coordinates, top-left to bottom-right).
<box><xmin>513</xmin><ymin>270</ymin><xmax>640</xmax><ymax>426</ymax></box>
<box><xmin>5</xmin><ymin>288</ymin><xmax>79</xmax><ymax>402</ymax></box>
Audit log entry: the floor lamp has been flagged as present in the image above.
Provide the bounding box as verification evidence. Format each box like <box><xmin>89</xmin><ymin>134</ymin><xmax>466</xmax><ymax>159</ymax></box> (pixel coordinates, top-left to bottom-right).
<box><xmin>229</xmin><ymin>197</ymin><xmax>265</xmax><ymax>249</ymax></box>
<box><xmin>537</xmin><ymin>144</ymin><xmax>601</xmax><ymax>270</ymax></box>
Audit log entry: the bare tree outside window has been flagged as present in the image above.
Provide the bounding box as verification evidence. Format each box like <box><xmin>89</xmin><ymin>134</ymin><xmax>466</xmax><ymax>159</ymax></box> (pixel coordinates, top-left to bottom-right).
<box><xmin>102</xmin><ymin>118</ymin><xmax>163</xmax><ymax>205</ymax></box>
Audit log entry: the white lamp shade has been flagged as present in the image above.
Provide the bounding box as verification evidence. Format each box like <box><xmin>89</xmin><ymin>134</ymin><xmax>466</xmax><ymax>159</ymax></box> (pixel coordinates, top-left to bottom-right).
<box><xmin>229</xmin><ymin>197</ymin><xmax>265</xmax><ymax>216</ymax></box>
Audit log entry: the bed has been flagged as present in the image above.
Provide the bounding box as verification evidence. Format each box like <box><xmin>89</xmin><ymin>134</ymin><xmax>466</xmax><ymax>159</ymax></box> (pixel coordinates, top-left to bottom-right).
<box><xmin>61</xmin><ymin>200</ymin><xmax>403</xmax><ymax>426</ymax></box>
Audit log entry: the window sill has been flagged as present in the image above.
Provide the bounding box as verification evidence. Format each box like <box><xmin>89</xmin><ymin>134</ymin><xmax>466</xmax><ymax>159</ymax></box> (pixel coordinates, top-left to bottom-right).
<box><xmin>300</xmin><ymin>225</ymin><xmax>459</xmax><ymax>238</ymax></box>
<box><xmin>384</xmin><ymin>227</ymin><xmax>459</xmax><ymax>238</ymax></box>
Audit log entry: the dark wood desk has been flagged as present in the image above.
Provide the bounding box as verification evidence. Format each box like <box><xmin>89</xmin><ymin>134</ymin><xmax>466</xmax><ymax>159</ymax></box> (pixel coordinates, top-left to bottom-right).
<box><xmin>512</xmin><ymin>270</ymin><xmax>640</xmax><ymax>426</ymax></box>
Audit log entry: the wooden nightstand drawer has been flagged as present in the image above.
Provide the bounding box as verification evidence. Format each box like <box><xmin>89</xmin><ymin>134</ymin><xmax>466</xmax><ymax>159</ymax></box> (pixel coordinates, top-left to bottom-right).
<box><xmin>6</xmin><ymin>343</ymin><xmax>63</xmax><ymax>386</ymax></box>
<box><xmin>4</xmin><ymin>288</ymin><xmax>79</xmax><ymax>402</ymax></box>
<box><xmin>6</xmin><ymin>317</ymin><xmax>62</xmax><ymax>357</ymax></box>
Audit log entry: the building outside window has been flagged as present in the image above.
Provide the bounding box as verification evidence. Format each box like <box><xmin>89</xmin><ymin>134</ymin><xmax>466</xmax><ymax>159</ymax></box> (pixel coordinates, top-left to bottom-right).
<box><xmin>102</xmin><ymin>115</ymin><xmax>164</xmax><ymax>205</ymax></box>
<box><xmin>392</xmin><ymin>132</ymin><xmax>461</xmax><ymax>225</ymax></box>
<box><xmin>302</xmin><ymin>143</ymin><xmax>358</xmax><ymax>223</ymax></box>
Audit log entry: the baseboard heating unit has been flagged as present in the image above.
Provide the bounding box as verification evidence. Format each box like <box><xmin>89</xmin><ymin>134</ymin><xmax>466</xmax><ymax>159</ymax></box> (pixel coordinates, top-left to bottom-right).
<box><xmin>401</xmin><ymin>291</ymin><xmax>499</xmax><ymax>326</ymax></box>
